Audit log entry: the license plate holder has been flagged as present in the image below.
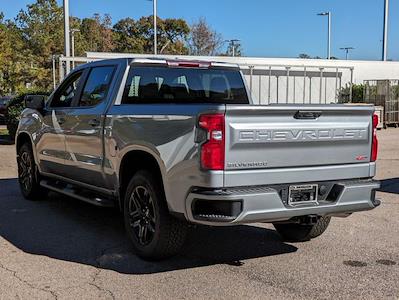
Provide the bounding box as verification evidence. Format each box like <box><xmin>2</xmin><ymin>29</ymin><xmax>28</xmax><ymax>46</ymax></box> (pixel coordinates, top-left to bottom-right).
<box><xmin>288</xmin><ymin>184</ymin><xmax>318</xmax><ymax>206</ymax></box>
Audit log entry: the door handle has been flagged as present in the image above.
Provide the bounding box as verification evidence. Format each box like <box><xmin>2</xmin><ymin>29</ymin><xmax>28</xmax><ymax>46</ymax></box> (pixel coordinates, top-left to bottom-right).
<box><xmin>88</xmin><ymin>118</ymin><xmax>100</xmax><ymax>127</ymax></box>
<box><xmin>294</xmin><ymin>111</ymin><xmax>322</xmax><ymax>120</ymax></box>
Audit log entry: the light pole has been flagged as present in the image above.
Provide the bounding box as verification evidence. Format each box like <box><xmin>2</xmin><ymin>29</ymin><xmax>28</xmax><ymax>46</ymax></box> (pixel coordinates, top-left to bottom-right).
<box><xmin>340</xmin><ymin>47</ymin><xmax>355</xmax><ymax>60</ymax></box>
<box><xmin>147</xmin><ymin>0</ymin><xmax>158</xmax><ymax>55</ymax></box>
<box><xmin>382</xmin><ymin>0</ymin><xmax>389</xmax><ymax>61</ymax></box>
<box><xmin>63</xmin><ymin>0</ymin><xmax>70</xmax><ymax>74</ymax></box>
<box><xmin>318</xmin><ymin>12</ymin><xmax>331</xmax><ymax>59</ymax></box>
<box><xmin>225</xmin><ymin>39</ymin><xmax>241</xmax><ymax>57</ymax></box>
<box><xmin>71</xmin><ymin>29</ymin><xmax>80</xmax><ymax>69</ymax></box>
<box><xmin>153</xmin><ymin>0</ymin><xmax>157</xmax><ymax>55</ymax></box>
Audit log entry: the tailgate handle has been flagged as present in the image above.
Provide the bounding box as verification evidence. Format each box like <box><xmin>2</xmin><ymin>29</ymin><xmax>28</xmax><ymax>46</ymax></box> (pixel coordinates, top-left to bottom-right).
<box><xmin>294</xmin><ymin>111</ymin><xmax>322</xmax><ymax>120</ymax></box>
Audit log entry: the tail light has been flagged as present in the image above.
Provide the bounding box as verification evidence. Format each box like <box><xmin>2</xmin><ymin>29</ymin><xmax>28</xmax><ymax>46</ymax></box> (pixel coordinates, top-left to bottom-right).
<box><xmin>371</xmin><ymin>114</ymin><xmax>379</xmax><ymax>162</ymax></box>
<box><xmin>199</xmin><ymin>114</ymin><xmax>225</xmax><ymax>170</ymax></box>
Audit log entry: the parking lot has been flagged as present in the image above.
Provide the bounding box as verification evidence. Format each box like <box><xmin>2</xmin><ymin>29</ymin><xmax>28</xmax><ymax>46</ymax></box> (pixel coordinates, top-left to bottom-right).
<box><xmin>0</xmin><ymin>129</ymin><xmax>398</xmax><ymax>299</ymax></box>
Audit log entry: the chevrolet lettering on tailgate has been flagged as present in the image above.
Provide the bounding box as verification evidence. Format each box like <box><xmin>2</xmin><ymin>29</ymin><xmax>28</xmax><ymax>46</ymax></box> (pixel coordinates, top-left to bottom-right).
<box><xmin>233</xmin><ymin>126</ymin><xmax>368</xmax><ymax>144</ymax></box>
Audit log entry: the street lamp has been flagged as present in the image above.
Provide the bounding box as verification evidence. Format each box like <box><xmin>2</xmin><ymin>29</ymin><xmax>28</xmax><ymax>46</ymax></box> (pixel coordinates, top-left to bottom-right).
<box><xmin>147</xmin><ymin>0</ymin><xmax>158</xmax><ymax>55</ymax></box>
<box><xmin>70</xmin><ymin>29</ymin><xmax>80</xmax><ymax>69</ymax></box>
<box><xmin>225</xmin><ymin>39</ymin><xmax>241</xmax><ymax>57</ymax></box>
<box><xmin>382</xmin><ymin>0</ymin><xmax>389</xmax><ymax>61</ymax></box>
<box><xmin>317</xmin><ymin>12</ymin><xmax>331</xmax><ymax>60</ymax></box>
<box><xmin>340</xmin><ymin>47</ymin><xmax>355</xmax><ymax>60</ymax></box>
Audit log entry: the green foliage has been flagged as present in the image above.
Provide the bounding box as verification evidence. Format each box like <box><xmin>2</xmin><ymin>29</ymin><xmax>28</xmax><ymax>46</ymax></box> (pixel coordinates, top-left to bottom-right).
<box><xmin>338</xmin><ymin>84</ymin><xmax>364</xmax><ymax>103</ymax></box>
<box><xmin>79</xmin><ymin>13</ymin><xmax>115</xmax><ymax>53</ymax></box>
<box><xmin>113</xmin><ymin>17</ymin><xmax>144</xmax><ymax>53</ymax></box>
<box><xmin>16</xmin><ymin>0</ymin><xmax>64</xmax><ymax>90</ymax></box>
<box><xmin>5</xmin><ymin>89</ymin><xmax>50</xmax><ymax>139</ymax></box>
<box><xmin>393</xmin><ymin>84</ymin><xmax>399</xmax><ymax>100</ymax></box>
<box><xmin>0</xmin><ymin>14</ymin><xmax>37</xmax><ymax>94</ymax></box>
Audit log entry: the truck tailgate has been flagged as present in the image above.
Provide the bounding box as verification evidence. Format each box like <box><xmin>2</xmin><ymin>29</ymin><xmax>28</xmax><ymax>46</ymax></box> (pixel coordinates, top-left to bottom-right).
<box><xmin>224</xmin><ymin>105</ymin><xmax>374</xmax><ymax>173</ymax></box>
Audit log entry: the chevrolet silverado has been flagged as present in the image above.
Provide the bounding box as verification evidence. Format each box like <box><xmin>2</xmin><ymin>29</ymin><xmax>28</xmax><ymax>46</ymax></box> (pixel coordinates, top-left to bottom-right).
<box><xmin>16</xmin><ymin>58</ymin><xmax>380</xmax><ymax>260</ymax></box>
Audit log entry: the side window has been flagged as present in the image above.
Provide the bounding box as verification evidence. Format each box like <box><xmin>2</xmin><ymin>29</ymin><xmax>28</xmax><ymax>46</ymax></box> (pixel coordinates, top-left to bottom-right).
<box><xmin>79</xmin><ymin>66</ymin><xmax>116</xmax><ymax>107</ymax></box>
<box><xmin>50</xmin><ymin>72</ymin><xmax>83</xmax><ymax>108</ymax></box>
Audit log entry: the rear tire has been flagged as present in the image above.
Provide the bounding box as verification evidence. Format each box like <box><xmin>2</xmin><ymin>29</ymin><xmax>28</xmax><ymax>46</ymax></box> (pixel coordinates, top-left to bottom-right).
<box><xmin>273</xmin><ymin>216</ymin><xmax>331</xmax><ymax>242</ymax></box>
<box><xmin>17</xmin><ymin>143</ymin><xmax>46</xmax><ymax>201</ymax></box>
<box><xmin>123</xmin><ymin>170</ymin><xmax>187</xmax><ymax>260</ymax></box>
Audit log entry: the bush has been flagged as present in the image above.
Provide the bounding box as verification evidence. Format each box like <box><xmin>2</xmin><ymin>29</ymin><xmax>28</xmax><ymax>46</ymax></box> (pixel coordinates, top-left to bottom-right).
<box><xmin>338</xmin><ymin>84</ymin><xmax>364</xmax><ymax>104</ymax></box>
<box><xmin>5</xmin><ymin>89</ymin><xmax>49</xmax><ymax>140</ymax></box>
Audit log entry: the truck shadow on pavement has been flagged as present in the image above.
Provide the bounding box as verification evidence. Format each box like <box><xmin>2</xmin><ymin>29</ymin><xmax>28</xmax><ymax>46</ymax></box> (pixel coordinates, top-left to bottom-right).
<box><xmin>379</xmin><ymin>178</ymin><xmax>399</xmax><ymax>194</ymax></box>
<box><xmin>0</xmin><ymin>178</ymin><xmax>297</xmax><ymax>275</ymax></box>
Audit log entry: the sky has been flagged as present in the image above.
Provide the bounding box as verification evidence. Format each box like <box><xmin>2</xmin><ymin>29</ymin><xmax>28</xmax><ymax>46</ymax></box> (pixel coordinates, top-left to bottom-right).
<box><xmin>1</xmin><ymin>0</ymin><xmax>398</xmax><ymax>61</ymax></box>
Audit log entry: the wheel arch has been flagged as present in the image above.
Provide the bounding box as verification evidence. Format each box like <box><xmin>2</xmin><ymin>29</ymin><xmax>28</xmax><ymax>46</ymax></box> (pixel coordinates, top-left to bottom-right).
<box><xmin>16</xmin><ymin>132</ymin><xmax>37</xmax><ymax>164</ymax></box>
<box><xmin>118</xmin><ymin>149</ymin><xmax>167</xmax><ymax>212</ymax></box>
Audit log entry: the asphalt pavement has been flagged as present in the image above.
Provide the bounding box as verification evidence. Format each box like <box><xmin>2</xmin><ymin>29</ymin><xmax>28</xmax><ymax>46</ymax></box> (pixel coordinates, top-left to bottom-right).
<box><xmin>0</xmin><ymin>129</ymin><xmax>398</xmax><ymax>299</ymax></box>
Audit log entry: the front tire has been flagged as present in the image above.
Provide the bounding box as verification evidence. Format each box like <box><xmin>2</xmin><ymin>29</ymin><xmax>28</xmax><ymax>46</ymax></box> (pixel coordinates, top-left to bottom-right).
<box><xmin>273</xmin><ymin>216</ymin><xmax>331</xmax><ymax>242</ymax></box>
<box><xmin>17</xmin><ymin>143</ymin><xmax>46</xmax><ymax>201</ymax></box>
<box><xmin>123</xmin><ymin>170</ymin><xmax>187</xmax><ymax>260</ymax></box>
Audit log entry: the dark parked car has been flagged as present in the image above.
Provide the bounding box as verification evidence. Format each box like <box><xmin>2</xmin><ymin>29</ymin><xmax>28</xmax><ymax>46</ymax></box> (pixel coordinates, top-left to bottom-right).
<box><xmin>0</xmin><ymin>96</ymin><xmax>12</xmax><ymax>124</ymax></box>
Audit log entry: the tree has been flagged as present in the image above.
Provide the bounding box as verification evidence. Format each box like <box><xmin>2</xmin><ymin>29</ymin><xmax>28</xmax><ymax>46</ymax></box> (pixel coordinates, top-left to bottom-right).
<box><xmin>0</xmin><ymin>14</ymin><xmax>40</xmax><ymax>94</ymax></box>
<box><xmin>15</xmin><ymin>0</ymin><xmax>64</xmax><ymax>90</ymax></box>
<box><xmin>120</xmin><ymin>16</ymin><xmax>190</xmax><ymax>55</ymax></box>
<box><xmin>159</xmin><ymin>18</ymin><xmax>190</xmax><ymax>54</ymax></box>
<box><xmin>298</xmin><ymin>53</ymin><xmax>311</xmax><ymax>59</ymax></box>
<box><xmin>188</xmin><ymin>18</ymin><xmax>223</xmax><ymax>56</ymax></box>
<box><xmin>113</xmin><ymin>17</ymin><xmax>144</xmax><ymax>53</ymax></box>
<box><xmin>80</xmin><ymin>14</ymin><xmax>115</xmax><ymax>53</ymax></box>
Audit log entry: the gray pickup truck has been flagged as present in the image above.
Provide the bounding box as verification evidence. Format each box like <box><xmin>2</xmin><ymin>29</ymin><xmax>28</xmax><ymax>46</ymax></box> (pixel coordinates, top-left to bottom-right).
<box><xmin>16</xmin><ymin>58</ymin><xmax>380</xmax><ymax>260</ymax></box>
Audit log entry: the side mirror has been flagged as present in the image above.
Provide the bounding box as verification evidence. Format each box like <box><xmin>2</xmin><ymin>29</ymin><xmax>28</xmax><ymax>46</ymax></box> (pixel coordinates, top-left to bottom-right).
<box><xmin>25</xmin><ymin>95</ymin><xmax>46</xmax><ymax>111</ymax></box>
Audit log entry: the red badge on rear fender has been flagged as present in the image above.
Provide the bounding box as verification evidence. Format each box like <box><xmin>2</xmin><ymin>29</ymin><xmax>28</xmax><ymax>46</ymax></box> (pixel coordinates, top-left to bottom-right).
<box><xmin>356</xmin><ymin>155</ymin><xmax>367</xmax><ymax>161</ymax></box>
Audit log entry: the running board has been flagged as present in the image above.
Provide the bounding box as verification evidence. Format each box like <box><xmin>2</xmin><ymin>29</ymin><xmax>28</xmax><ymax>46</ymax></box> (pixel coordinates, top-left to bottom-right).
<box><xmin>40</xmin><ymin>179</ymin><xmax>115</xmax><ymax>207</ymax></box>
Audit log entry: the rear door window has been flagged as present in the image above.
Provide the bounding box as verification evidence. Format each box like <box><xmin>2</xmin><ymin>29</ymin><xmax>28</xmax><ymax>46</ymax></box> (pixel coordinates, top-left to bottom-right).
<box><xmin>122</xmin><ymin>66</ymin><xmax>249</xmax><ymax>104</ymax></box>
<box><xmin>79</xmin><ymin>66</ymin><xmax>116</xmax><ymax>107</ymax></box>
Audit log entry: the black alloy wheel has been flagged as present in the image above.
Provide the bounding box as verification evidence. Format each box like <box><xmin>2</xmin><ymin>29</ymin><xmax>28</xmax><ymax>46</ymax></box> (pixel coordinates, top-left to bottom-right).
<box><xmin>17</xmin><ymin>143</ymin><xmax>45</xmax><ymax>200</ymax></box>
<box><xmin>127</xmin><ymin>185</ymin><xmax>156</xmax><ymax>246</ymax></box>
<box><xmin>123</xmin><ymin>170</ymin><xmax>187</xmax><ymax>260</ymax></box>
<box><xmin>18</xmin><ymin>150</ymin><xmax>34</xmax><ymax>194</ymax></box>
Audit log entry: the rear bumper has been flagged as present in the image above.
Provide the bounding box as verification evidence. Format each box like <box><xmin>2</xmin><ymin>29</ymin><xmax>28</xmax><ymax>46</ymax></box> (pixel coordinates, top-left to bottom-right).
<box><xmin>185</xmin><ymin>179</ymin><xmax>380</xmax><ymax>226</ymax></box>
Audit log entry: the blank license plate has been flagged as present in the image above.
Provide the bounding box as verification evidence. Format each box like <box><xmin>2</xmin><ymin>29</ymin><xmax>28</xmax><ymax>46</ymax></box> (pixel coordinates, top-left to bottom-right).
<box><xmin>288</xmin><ymin>184</ymin><xmax>318</xmax><ymax>206</ymax></box>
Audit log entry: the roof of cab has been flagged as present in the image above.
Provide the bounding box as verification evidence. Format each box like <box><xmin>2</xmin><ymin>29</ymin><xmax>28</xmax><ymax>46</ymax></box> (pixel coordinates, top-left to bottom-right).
<box><xmin>74</xmin><ymin>57</ymin><xmax>240</xmax><ymax>71</ymax></box>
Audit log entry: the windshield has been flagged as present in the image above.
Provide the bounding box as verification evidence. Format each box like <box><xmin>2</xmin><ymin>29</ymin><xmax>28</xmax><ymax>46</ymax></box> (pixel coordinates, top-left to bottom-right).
<box><xmin>122</xmin><ymin>66</ymin><xmax>249</xmax><ymax>104</ymax></box>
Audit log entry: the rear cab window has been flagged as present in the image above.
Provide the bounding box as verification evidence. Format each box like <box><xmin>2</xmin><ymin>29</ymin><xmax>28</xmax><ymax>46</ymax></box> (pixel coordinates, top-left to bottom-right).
<box><xmin>122</xmin><ymin>66</ymin><xmax>249</xmax><ymax>104</ymax></box>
